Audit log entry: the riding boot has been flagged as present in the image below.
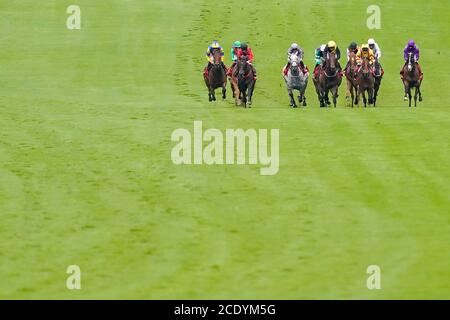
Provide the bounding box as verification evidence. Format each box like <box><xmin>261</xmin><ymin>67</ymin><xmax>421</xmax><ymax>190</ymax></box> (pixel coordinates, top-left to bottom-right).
<box><xmin>284</xmin><ymin>63</ymin><xmax>290</xmax><ymax>76</ymax></box>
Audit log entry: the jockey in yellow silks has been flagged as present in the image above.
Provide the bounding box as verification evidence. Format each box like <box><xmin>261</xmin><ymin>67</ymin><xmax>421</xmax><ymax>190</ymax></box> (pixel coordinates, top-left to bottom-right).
<box><xmin>356</xmin><ymin>44</ymin><xmax>375</xmax><ymax>65</ymax></box>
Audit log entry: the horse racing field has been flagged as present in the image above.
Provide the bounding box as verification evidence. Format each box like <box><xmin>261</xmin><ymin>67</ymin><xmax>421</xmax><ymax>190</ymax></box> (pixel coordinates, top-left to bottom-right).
<box><xmin>0</xmin><ymin>0</ymin><xmax>448</xmax><ymax>299</ymax></box>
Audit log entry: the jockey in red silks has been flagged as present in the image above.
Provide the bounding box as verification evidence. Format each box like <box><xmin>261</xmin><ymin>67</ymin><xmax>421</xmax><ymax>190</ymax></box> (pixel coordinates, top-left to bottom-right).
<box><xmin>236</xmin><ymin>42</ymin><xmax>257</xmax><ymax>80</ymax></box>
<box><xmin>400</xmin><ymin>39</ymin><xmax>423</xmax><ymax>80</ymax></box>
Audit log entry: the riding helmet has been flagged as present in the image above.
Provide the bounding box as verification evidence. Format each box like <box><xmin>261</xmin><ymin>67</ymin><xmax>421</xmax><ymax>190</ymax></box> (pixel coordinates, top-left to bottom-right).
<box><xmin>327</xmin><ymin>40</ymin><xmax>336</xmax><ymax>51</ymax></box>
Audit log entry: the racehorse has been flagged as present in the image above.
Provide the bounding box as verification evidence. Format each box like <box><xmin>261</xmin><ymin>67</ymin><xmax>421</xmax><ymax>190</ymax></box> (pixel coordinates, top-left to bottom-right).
<box><xmin>401</xmin><ymin>52</ymin><xmax>422</xmax><ymax>107</ymax></box>
<box><xmin>355</xmin><ymin>56</ymin><xmax>375</xmax><ymax>107</ymax></box>
<box><xmin>282</xmin><ymin>53</ymin><xmax>308</xmax><ymax>108</ymax></box>
<box><xmin>236</xmin><ymin>55</ymin><xmax>256</xmax><ymax>108</ymax></box>
<box><xmin>345</xmin><ymin>51</ymin><xmax>358</xmax><ymax>107</ymax></box>
<box><xmin>314</xmin><ymin>51</ymin><xmax>342</xmax><ymax>108</ymax></box>
<box><xmin>373</xmin><ymin>58</ymin><xmax>383</xmax><ymax>107</ymax></box>
<box><xmin>204</xmin><ymin>48</ymin><xmax>227</xmax><ymax>102</ymax></box>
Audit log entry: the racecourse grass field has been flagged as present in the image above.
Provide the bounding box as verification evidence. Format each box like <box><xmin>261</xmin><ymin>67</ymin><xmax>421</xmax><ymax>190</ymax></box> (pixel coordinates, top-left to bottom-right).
<box><xmin>0</xmin><ymin>0</ymin><xmax>449</xmax><ymax>299</ymax></box>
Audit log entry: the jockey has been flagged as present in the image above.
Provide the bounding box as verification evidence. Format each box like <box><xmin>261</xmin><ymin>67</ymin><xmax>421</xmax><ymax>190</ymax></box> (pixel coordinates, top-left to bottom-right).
<box><xmin>227</xmin><ymin>40</ymin><xmax>241</xmax><ymax>76</ymax></box>
<box><xmin>204</xmin><ymin>40</ymin><xmax>226</xmax><ymax>74</ymax></box>
<box><xmin>368</xmin><ymin>38</ymin><xmax>381</xmax><ymax>60</ymax></box>
<box><xmin>346</xmin><ymin>42</ymin><xmax>359</xmax><ymax>61</ymax></box>
<box><xmin>324</xmin><ymin>40</ymin><xmax>341</xmax><ymax>63</ymax></box>
<box><xmin>283</xmin><ymin>43</ymin><xmax>305</xmax><ymax>76</ymax></box>
<box><xmin>356</xmin><ymin>44</ymin><xmax>375</xmax><ymax>73</ymax></box>
<box><xmin>401</xmin><ymin>39</ymin><xmax>423</xmax><ymax>80</ymax></box>
<box><xmin>237</xmin><ymin>42</ymin><xmax>257</xmax><ymax>80</ymax></box>
<box><xmin>368</xmin><ymin>38</ymin><xmax>384</xmax><ymax>75</ymax></box>
<box><xmin>344</xmin><ymin>41</ymin><xmax>359</xmax><ymax>73</ymax></box>
<box><xmin>314</xmin><ymin>40</ymin><xmax>342</xmax><ymax>79</ymax></box>
<box><xmin>313</xmin><ymin>44</ymin><xmax>326</xmax><ymax>80</ymax></box>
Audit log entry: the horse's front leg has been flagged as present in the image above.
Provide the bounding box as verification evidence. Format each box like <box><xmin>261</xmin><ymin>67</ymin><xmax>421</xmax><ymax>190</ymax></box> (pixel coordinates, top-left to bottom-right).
<box><xmin>248</xmin><ymin>80</ymin><xmax>255</xmax><ymax>106</ymax></box>
<box><xmin>331</xmin><ymin>86</ymin><xmax>338</xmax><ymax>108</ymax></box>
<box><xmin>222</xmin><ymin>80</ymin><xmax>227</xmax><ymax>100</ymax></box>
<box><xmin>355</xmin><ymin>86</ymin><xmax>361</xmax><ymax>107</ymax></box>
<box><xmin>301</xmin><ymin>88</ymin><xmax>307</xmax><ymax>107</ymax></box>
<box><xmin>288</xmin><ymin>88</ymin><xmax>296</xmax><ymax>108</ymax></box>
<box><xmin>368</xmin><ymin>87</ymin><xmax>374</xmax><ymax>105</ymax></box>
<box><xmin>362</xmin><ymin>90</ymin><xmax>367</xmax><ymax>108</ymax></box>
<box><xmin>408</xmin><ymin>87</ymin><xmax>412</xmax><ymax>107</ymax></box>
<box><xmin>403</xmin><ymin>81</ymin><xmax>409</xmax><ymax>101</ymax></box>
<box><xmin>350</xmin><ymin>84</ymin><xmax>355</xmax><ymax>108</ymax></box>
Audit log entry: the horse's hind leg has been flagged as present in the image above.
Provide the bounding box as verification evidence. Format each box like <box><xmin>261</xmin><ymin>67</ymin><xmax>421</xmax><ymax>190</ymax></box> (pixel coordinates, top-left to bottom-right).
<box><xmin>418</xmin><ymin>86</ymin><xmax>423</xmax><ymax>102</ymax></box>
<box><xmin>414</xmin><ymin>86</ymin><xmax>418</xmax><ymax>107</ymax></box>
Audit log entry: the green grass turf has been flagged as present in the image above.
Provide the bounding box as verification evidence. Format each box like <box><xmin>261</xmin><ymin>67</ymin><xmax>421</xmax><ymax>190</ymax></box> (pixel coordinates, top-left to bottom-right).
<box><xmin>0</xmin><ymin>0</ymin><xmax>449</xmax><ymax>299</ymax></box>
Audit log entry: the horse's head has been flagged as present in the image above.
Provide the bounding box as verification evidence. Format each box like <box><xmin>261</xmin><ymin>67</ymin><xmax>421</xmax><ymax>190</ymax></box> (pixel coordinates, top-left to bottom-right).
<box><xmin>361</xmin><ymin>56</ymin><xmax>370</xmax><ymax>75</ymax></box>
<box><xmin>407</xmin><ymin>52</ymin><xmax>414</xmax><ymax>72</ymax></box>
<box><xmin>237</xmin><ymin>55</ymin><xmax>249</xmax><ymax>77</ymax></box>
<box><xmin>326</xmin><ymin>51</ymin><xmax>337</xmax><ymax>72</ymax></box>
<box><xmin>289</xmin><ymin>53</ymin><xmax>299</xmax><ymax>66</ymax></box>
<box><xmin>212</xmin><ymin>48</ymin><xmax>222</xmax><ymax>68</ymax></box>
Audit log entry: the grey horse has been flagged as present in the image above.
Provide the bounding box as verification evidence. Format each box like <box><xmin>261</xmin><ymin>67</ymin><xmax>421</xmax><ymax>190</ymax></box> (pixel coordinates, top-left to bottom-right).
<box><xmin>283</xmin><ymin>53</ymin><xmax>308</xmax><ymax>108</ymax></box>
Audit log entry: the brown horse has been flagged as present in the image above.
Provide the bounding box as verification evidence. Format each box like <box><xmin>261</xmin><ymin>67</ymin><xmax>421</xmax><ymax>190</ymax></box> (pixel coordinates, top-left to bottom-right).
<box><xmin>345</xmin><ymin>51</ymin><xmax>358</xmax><ymax>107</ymax></box>
<box><xmin>401</xmin><ymin>52</ymin><xmax>422</xmax><ymax>107</ymax></box>
<box><xmin>204</xmin><ymin>49</ymin><xmax>227</xmax><ymax>102</ymax></box>
<box><xmin>314</xmin><ymin>51</ymin><xmax>342</xmax><ymax>108</ymax></box>
<box><xmin>355</xmin><ymin>57</ymin><xmax>375</xmax><ymax>107</ymax></box>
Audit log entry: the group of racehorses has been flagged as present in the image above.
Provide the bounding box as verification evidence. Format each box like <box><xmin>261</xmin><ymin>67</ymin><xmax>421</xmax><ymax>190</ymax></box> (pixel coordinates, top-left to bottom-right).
<box><xmin>203</xmin><ymin>48</ymin><xmax>256</xmax><ymax>108</ymax></box>
<box><xmin>204</xmin><ymin>48</ymin><xmax>423</xmax><ymax>108</ymax></box>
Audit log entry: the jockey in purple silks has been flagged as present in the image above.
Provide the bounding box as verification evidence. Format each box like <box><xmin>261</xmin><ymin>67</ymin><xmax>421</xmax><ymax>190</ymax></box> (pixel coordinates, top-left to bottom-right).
<box><xmin>401</xmin><ymin>40</ymin><xmax>423</xmax><ymax>80</ymax></box>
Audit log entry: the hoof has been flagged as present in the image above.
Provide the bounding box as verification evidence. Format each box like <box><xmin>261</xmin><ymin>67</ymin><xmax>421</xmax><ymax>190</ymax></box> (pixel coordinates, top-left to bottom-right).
<box><xmin>419</xmin><ymin>97</ymin><xmax>423</xmax><ymax>102</ymax></box>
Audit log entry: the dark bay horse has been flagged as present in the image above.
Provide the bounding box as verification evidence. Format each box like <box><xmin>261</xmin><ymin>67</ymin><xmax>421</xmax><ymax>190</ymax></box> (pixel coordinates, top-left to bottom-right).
<box><xmin>355</xmin><ymin>57</ymin><xmax>375</xmax><ymax>107</ymax></box>
<box><xmin>236</xmin><ymin>55</ymin><xmax>256</xmax><ymax>108</ymax></box>
<box><xmin>204</xmin><ymin>49</ymin><xmax>227</xmax><ymax>102</ymax></box>
<box><xmin>401</xmin><ymin>52</ymin><xmax>422</xmax><ymax>107</ymax></box>
<box><xmin>314</xmin><ymin>52</ymin><xmax>342</xmax><ymax>108</ymax></box>
<box><xmin>345</xmin><ymin>51</ymin><xmax>358</xmax><ymax>107</ymax></box>
<box><xmin>373</xmin><ymin>58</ymin><xmax>383</xmax><ymax>107</ymax></box>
